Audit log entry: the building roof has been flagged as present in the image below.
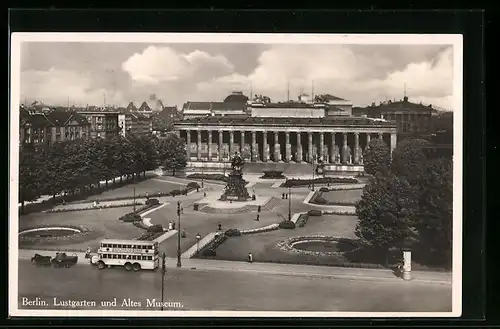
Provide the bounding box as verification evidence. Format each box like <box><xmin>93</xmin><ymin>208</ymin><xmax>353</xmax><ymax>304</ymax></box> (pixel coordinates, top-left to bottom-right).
<box><xmin>359</xmin><ymin>97</ymin><xmax>434</xmax><ymax>113</ymax></box>
<box><xmin>126</xmin><ymin>102</ymin><xmax>137</xmax><ymax>111</ymax></box>
<box><xmin>320</xmin><ymin>94</ymin><xmax>345</xmax><ymax>101</ymax></box>
<box><xmin>21</xmin><ymin>109</ymin><xmax>90</xmax><ymax>128</ymax></box>
<box><xmin>138</xmin><ymin>101</ymin><xmax>152</xmax><ymax>112</ymax></box>
<box><xmin>174</xmin><ymin>115</ymin><xmax>396</xmax><ymax>128</ymax></box>
<box><xmin>223</xmin><ymin>91</ymin><xmax>249</xmax><ymax>103</ymax></box>
<box><xmin>183</xmin><ymin>101</ymin><xmax>246</xmax><ymax>111</ymax></box>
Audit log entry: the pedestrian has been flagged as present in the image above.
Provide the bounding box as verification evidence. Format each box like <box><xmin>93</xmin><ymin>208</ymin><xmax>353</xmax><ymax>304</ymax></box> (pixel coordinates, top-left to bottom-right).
<box><xmin>172</xmin><ymin>222</ymin><xmax>176</xmax><ymax>230</ymax></box>
<box><xmin>204</xmin><ymin>192</ymin><xmax>207</xmax><ymax>197</ymax></box>
<box><xmin>62</xmin><ymin>199</ymin><xmax>66</xmax><ymax>205</ymax></box>
<box><xmin>181</xmin><ymin>229</ymin><xmax>186</xmax><ymax>238</ymax></box>
<box><xmin>248</xmin><ymin>252</ymin><xmax>253</xmax><ymax>263</ymax></box>
<box><xmin>168</xmin><ymin>222</ymin><xmax>173</xmax><ymax>231</ymax></box>
<box><xmin>257</xmin><ymin>205</ymin><xmax>261</xmax><ymax>213</ymax></box>
<box><xmin>181</xmin><ymin>207</ymin><xmax>184</xmax><ymax>214</ymax></box>
<box><xmin>93</xmin><ymin>200</ymin><xmax>97</xmax><ymax>208</ymax></box>
<box><xmin>85</xmin><ymin>247</ymin><xmax>91</xmax><ymax>259</ymax></box>
<box><xmin>256</xmin><ymin>214</ymin><xmax>260</xmax><ymax>221</ymax></box>
<box><xmin>217</xmin><ymin>222</ymin><xmax>222</xmax><ymax>231</ymax></box>
<box><xmin>145</xmin><ymin>192</ymin><xmax>149</xmax><ymax>201</ymax></box>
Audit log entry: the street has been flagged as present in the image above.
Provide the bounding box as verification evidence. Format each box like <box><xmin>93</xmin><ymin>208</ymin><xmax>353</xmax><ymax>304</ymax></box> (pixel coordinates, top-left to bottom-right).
<box><xmin>18</xmin><ymin>260</ymin><xmax>452</xmax><ymax>312</ymax></box>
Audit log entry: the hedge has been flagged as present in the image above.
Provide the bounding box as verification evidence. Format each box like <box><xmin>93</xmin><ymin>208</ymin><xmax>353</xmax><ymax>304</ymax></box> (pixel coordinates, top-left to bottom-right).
<box><xmin>296</xmin><ymin>214</ymin><xmax>309</xmax><ymax>227</ymax></box>
<box><xmin>281</xmin><ymin>177</ymin><xmax>358</xmax><ymax>188</ymax></box>
<box><xmin>147</xmin><ymin>224</ymin><xmax>164</xmax><ymax>233</ymax></box>
<box><xmin>145</xmin><ymin>198</ymin><xmax>160</xmax><ymax>206</ymax></box>
<box><xmin>120</xmin><ymin>213</ymin><xmax>142</xmax><ymax>222</ymax></box>
<box><xmin>279</xmin><ymin>221</ymin><xmax>296</xmax><ymax>229</ymax></box>
<box><xmin>307</xmin><ymin>209</ymin><xmax>322</xmax><ymax>216</ymax></box>
<box><xmin>225</xmin><ymin>228</ymin><xmax>241</xmax><ymax>237</ymax></box>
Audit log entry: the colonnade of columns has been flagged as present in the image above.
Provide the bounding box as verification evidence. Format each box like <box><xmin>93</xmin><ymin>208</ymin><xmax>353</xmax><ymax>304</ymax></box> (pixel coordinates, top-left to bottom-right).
<box><xmin>180</xmin><ymin>129</ymin><xmax>396</xmax><ymax>165</ymax></box>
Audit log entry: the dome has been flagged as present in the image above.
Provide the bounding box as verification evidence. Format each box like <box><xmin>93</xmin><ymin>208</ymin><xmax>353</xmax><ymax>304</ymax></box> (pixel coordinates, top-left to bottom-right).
<box><xmin>224</xmin><ymin>91</ymin><xmax>249</xmax><ymax>103</ymax></box>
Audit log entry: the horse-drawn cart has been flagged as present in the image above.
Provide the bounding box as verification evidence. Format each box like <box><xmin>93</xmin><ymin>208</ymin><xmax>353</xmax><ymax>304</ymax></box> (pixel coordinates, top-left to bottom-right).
<box><xmin>31</xmin><ymin>254</ymin><xmax>52</xmax><ymax>267</ymax></box>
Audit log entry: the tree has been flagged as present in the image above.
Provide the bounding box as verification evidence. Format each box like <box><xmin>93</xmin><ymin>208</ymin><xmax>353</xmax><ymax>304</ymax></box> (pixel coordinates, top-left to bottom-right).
<box><xmin>39</xmin><ymin>141</ymin><xmax>68</xmax><ymax>198</ymax></box>
<box><xmin>363</xmin><ymin>139</ymin><xmax>390</xmax><ymax>176</ymax></box>
<box><xmin>390</xmin><ymin>138</ymin><xmax>430</xmax><ymax>183</ymax></box>
<box><xmin>158</xmin><ymin>134</ymin><xmax>187</xmax><ymax>176</ymax></box>
<box><xmin>413</xmin><ymin>158</ymin><xmax>453</xmax><ymax>268</ymax></box>
<box><xmin>355</xmin><ymin>174</ymin><xmax>418</xmax><ymax>264</ymax></box>
<box><xmin>19</xmin><ymin>145</ymin><xmax>42</xmax><ymax>213</ymax></box>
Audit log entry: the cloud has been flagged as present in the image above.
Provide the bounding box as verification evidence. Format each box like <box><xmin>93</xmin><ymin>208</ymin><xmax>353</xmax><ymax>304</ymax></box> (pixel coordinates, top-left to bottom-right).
<box><xmin>21</xmin><ymin>68</ymin><xmax>125</xmax><ymax>106</ymax></box>
<box><xmin>122</xmin><ymin>46</ymin><xmax>235</xmax><ymax>84</ymax></box>
<box><xmin>201</xmin><ymin>44</ymin><xmax>454</xmax><ymax>109</ymax></box>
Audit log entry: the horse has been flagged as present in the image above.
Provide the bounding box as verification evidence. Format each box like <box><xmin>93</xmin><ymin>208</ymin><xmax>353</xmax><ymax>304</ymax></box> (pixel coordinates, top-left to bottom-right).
<box><xmin>31</xmin><ymin>253</ymin><xmax>52</xmax><ymax>266</ymax></box>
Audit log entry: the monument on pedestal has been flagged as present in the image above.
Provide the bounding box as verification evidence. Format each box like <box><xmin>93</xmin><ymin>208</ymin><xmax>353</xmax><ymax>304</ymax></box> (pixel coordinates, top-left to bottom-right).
<box><xmin>219</xmin><ymin>152</ymin><xmax>251</xmax><ymax>202</ymax></box>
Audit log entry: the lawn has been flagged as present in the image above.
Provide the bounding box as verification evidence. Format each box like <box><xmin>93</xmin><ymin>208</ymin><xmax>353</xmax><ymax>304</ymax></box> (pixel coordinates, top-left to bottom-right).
<box><xmin>320</xmin><ymin>189</ymin><xmax>363</xmax><ymax>205</ymax></box>
<box><xmin>71</xmin><ymin>179</ymin><xmax>187</xmax><ymax>202</ymax></box>
<box><xmin>200</xmin><ymin>214</ymin><xmax>359</xmax><ymax>264</ymax></box>
<box><xmin>18</xmin><ymin>206</ymin><xmax>142</xmax><ymax>251</ymax></box>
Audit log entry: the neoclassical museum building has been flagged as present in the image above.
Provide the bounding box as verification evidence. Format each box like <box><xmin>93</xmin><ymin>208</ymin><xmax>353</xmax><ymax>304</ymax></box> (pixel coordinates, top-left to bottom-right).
<box><xmin>174</xmin><ymin>92</ymin><xmax>397</xmax><ymax>173</ymax></box>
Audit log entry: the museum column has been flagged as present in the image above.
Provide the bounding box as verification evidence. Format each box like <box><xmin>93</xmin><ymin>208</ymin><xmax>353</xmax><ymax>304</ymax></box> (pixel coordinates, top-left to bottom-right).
<box><xmin>274</xmin><ymin>131</ymin><xmax>280</xmax><ymax>162</ymax></box>
<box><xmin>342</xmin><ymin>132</ymin><xmax>348</xmax><ymax>164</ymax></box>
<box><xmin>208</xmin><ymin>130</ymin><xmax>212</xmax><ymax>161</ymax></box>
<box><xmin>229</xmin><ymin>131</ymin><xmax>234</xmax><ymax>156</ymax></box>
<box><xmin>240</xmin><ymin>131</ymin><xmax>245</xmax><ymax>158</ymax></box>
<box><xmin>366</xmin><ymin>133</ymin><xmax>371</xmax><ymax>147</ymax></box>
<box><xmin>218</xmin><ymin>130</ymin><xmax>223</xmax><ymax>161</ymax></box>
<box><xmin>390</xmin><ymin>133</ymin><xmax>397</xmax><ymax>157</ymax></box>
<box><xmin>263</xmin><ymin>130</ymin><xmax>268</xmax><ymax>162</ymax></box>
<box><xmin>378</xmin><ymin>132</ymin><xmax>383</xmax><ymax>140</ymax></box>
<box><xmin>354</xmin><ymin>132</ymin><xmax>360</xmax><ymax>164</ymax></box>
<box><xmin>197</xmin><ymin>130</ymin><xmax>202</xmax><ymax>160</ymax></box>
<box><xmin>319</xmin><ymin>132</ymin><xmax>324</xmax><ymax>161</ymax></box>
<box><xmin>251</xmin><ymin>131</ymin><xmax>257</xmax><ymax>162</ymax></box>
<box><xmin>296</xmin><ymin>132</ymin><xmax>303</xmax><ymax>162</ymax></box>
<box><xmin>308</xmin><ymin>132</ymin><xmax>313</xmax><ymax>163</ymax></box>
<box><xmin>186</xmin><ymin>129</ymin><xmax>191</xmax><ymax>159</ymax></box>
<box><xmin>285</xmin><ymin>131</ymin><xmax>291</xmax><ymax>162</ymax></box>
<box><xmin>330</xmin><ymin>133</ymin><xmax>336</xmax><ymax>163</ymax></box>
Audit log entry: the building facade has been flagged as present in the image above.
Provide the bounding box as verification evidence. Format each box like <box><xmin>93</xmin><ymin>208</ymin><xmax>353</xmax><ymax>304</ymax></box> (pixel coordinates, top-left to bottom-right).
<box><xmin>77</xmin><ymin>111</ymin><xmax>120</xmax><ymax>139</ymax></box>
<box><xmin>353</xmin><ymin>96</ymin><xmax>435</xmax><ymax>136</ymax></box>
<box><xmin>118</xmin><ymin>112</ymin><xmax>153</xmax><ymax>137</ymax></box>
<box><xmin>174</xmin><ymin>93</ymin><xmax>398</xmax><ymax>173</ymax></box>
<box><xmin>20</xmin><ymin>107</ymin><xmax>90</xmax><ymax>147</ymax></box>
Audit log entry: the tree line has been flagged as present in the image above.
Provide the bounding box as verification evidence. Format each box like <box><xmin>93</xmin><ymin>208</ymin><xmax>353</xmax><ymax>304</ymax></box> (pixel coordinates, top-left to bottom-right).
<box><xmin>19</xmin><ymin>134</ymin><xmax>188</xmax><ymax>213</ymax></box>
<box><xmin>357</xmin><ymin>138</ymin><xmax>453</xmax><ymax>268</ymax></box>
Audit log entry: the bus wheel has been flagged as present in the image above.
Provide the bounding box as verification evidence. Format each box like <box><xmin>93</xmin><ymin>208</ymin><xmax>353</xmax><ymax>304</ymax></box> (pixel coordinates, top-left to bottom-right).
<box><xmin>132</xmin><ymin>263</ymin><xmax>141</xmax><ymax>272</ymax></box>
<box><xmin>53</xmin><ymin>262</ymin><xmax>60</xmax><ymax>268</ymax></box>
<box><xmin>97</xmin><ymin>261</ymin><xmax>106</xmax><ymax>270</ymax></box>
<box><xmin>124</xmin><ymin>263</ymin><xmax>133</xmax><ymax>271</ymax></box>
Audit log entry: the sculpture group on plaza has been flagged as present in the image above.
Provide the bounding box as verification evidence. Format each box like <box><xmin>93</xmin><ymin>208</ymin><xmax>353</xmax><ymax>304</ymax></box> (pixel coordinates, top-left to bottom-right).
<box><xmin>219</xmin><ymin>152</ymin><xmax>251</xmax><ymax>202</ymax></box>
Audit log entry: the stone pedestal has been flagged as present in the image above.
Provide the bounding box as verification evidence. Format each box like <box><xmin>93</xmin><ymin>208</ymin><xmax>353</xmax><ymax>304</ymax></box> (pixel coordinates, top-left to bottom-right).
<box><xmin>219</xmin><ymin>171</ymin><xmax>251</xmax><ymax>201</ymax></box>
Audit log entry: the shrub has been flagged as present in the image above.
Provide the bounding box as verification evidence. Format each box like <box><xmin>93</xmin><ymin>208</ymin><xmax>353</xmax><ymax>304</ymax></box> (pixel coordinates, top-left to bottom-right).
<box><xmin>145</xmin><ymin>198</ymin><xmax>160</xmax><ymax>206</ymax></box>
<box><xmin>279</xmin><ymin>221</ymin><xmax>296</xmax><ymax>229</ymax></box>
<box><xmin>319</xmin><ymin>187</ymin><xmax>329</xmax><ymax>192</ymax></box>
<box><xmin>313</xmin><ymin>196</ymin><xmax>327</xmax><ymax>204</ymax></box>
<box><xmin>120</xmin><ymin>213</ymin><xmax>142</xmax><ymax>222</ymax></box>
<box><xmin>147</xmin><ymin>224</ymin><xmax>164</xmax><ymax>233</ymax></box>
<box><xmin>187</xmin><ymin>182</ymin><xmax>201</xmax><ymax>189</ymax></box>
<box><xmin>193</xmin><ymin>203</ymin><xmax>199</xmax><ymax>211</ymax></box>
<box><xmin>202</xmin><ymin>249</ymin><xmax>216</xmax><ymax>257</ymax></box>
<box><xmin>307</xmin><ymin>209</ymin><xmax>322</xmax><ymax>216</ymax></box>
<box><xmin>296</xmin><ymin>214</ymin><xmax>309</xmax><ymax>227</ymax></box>
<box><xmin>225</xmin><ymin>228</ymin><xmax>241</xmax><ymax>237</ymax></box>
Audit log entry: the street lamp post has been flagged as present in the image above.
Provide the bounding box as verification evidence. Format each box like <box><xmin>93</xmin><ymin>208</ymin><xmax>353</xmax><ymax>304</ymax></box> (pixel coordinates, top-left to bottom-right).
<box><xmin>196</xmin><ymin>233</ymin><xmax>201</xmax><ymax>252</ymax></box>
<box><xmin>160</xmin><ymin>252</ymin><xmax>166</xmax><ymax>311</ymax></box>
<box><xmin>176</xmin><ymin>201</ymin><xmax>182</xmax><ymax>267</ymax></box>
<box><xmin>133</xmin><ymin>187</ymin><xmax>136</xmax><ymax>213</ymax></box>
<box><xmin>287</xmin><ymin>186</ymin><xmax>292</xmax><ymax>221</ymax></box>
<box><xmin>311</xmin><ymin>155</ymin><xmax>316</xmax><ymax>191</ymax></box>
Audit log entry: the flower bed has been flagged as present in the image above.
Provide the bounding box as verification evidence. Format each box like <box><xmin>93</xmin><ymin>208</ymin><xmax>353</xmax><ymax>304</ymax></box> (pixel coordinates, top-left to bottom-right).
<box><xmin>136</xmin><ymin>231</ymin><xmax>165</xmax><ymax>241</ymax></box>
<box><xmin>277</xmin><ymin>235</ymin><xmax>359</xmax><ymax>257</ymax></box>
<box><xmin>225</xmin><ymin>228</ymin><xmax>242</xmax><ymax>237</ymax></box>
<box><xmin>187</xmin><ymin>173</ymin><xmax>249</xmax><ymax>185</ymax></box>
<box><xmin>260</xmin><ymin>170</ymin><xmax>286</xmax><ymax>179</ymax></box>
<box><xmin>46</xmin><ymin>201</ymin><xmax>143</xmax><ymax>213</ymax></box>
<box><xmin>280</xmin><ymin>177</ymin><xmax>358</xmax><ymax>188</ymax></box>
<box><xmin>240</xmin><ymin>223</ymin><xmax>279</xmax><ymax>235</ymax></box>
<box><xmin>322</xmin><ymin>209</ymin><xmax>356</xmax><ymax>216</ymax></box>
<box><xmin>19</xmin><ymin>224</ymin><xmax>98</xmax><ymax>245</ymax></box>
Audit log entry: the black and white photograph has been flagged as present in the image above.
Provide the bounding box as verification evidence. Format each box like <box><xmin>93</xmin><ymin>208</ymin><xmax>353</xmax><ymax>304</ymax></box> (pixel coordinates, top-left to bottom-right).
<box><xmin>9</xmin><ymin>33</ymin><xmax>462</xmax><ymax>317</ymax></box>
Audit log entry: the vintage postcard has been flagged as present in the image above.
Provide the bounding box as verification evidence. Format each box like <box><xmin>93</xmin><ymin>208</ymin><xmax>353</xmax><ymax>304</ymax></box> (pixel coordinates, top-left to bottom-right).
<box><xmin>9</xmin><ymin>33</ymin><xmax>463</xmax><ymax>317</ymax></box>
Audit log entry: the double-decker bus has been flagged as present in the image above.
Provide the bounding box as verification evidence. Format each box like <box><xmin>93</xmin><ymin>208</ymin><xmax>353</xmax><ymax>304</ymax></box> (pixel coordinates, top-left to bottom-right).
<box><xmin>93</xmin><ymin>239</ymin><xmax>159</xmax><ymax>271</ymax></box>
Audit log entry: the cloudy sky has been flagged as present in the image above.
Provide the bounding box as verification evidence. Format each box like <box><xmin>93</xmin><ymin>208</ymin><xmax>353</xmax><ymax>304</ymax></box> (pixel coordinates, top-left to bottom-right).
<box><xmin>20</xmin><ymin>42</ymin><xmax>454</xmax><ymax>109</ymax></box>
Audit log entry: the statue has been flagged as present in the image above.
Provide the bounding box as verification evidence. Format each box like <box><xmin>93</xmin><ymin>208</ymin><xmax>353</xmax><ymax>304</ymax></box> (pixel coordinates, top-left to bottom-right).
<box><xmin>219</xmin><ymin>152</ymin><xmax>251</xmax><ymax>202</ymax></box>
<box><xmin>231</xmin><ymin>152</ymin><xmax>244</xmax><ymax>172</ymax></box>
